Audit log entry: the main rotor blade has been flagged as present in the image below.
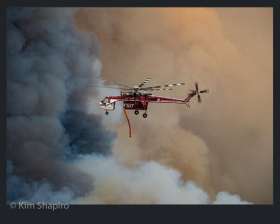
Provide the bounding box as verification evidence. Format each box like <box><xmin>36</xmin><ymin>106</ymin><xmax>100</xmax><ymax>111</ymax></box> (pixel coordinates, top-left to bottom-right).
<box><xmin>99</xmin><ymin>79</ymin><xmax>132</xmax><ymax>89</ymax></box>
<box><xmin>200</xmin><ymin>89</ymin><xmax>209</xmax><ymax>93</ymax></box>
<box><xmin>88</xmin><ymin>85</ymin><xmax>131</xmax><ymax>90</ymax></box>
<box><xmin>195</xmin><ymin>82</ymin><xmax>199</xmax><ymax>92</ymax></box>
<box><xmin>115</xmin><ymin>83</ymin><xmax>132</xmax><ymax>89</ymax></box>
<box><xmin>198</xmin><ymin>94</ymin><xmax>202</xmax><ymax>103</ymax></box>
<box><xmin>141</xmin><ymin>83</ymin><xmax>185</xmax><ymax>91</ymax></box>
<box><xmin>138</xmin><ymin>78</ymin><xmax>152</xmax><ymax>88</ymax></box>
<box><xmin>147</xmin><ymin>88</ymin><xmax>173</xmax><ymax>91</ymax></box>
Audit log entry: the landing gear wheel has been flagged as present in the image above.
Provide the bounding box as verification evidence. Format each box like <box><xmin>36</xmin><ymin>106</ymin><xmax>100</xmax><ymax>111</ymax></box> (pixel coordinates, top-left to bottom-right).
<box><xmin>143</xmin><ymin>113</ymin><xmax>147</xmax><ymax>118</ymax></box>
<box><xmin>134</xmin><ymin>110</ymin><xmax>139</xmax><ymax>115</ymax></box>
<box><xmin>105</xmin><ymin>111</ymin><xmax>109</xmax><ymax>115</ymax></box>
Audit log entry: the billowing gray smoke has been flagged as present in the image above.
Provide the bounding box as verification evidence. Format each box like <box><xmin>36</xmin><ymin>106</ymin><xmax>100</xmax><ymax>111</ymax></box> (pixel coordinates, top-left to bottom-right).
<box><xmin>7</xmin><ymin>7</ymin><xmax>116</xmax><ymax>203</ymax></box>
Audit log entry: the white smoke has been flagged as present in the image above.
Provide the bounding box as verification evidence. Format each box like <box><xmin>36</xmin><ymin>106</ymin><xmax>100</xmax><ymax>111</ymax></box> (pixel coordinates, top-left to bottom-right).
<box><xmin>73</xmin><ymin>155</ymin><xmax>252</xmax><ymax>204</ymax></box>
<box><xmin>86</xmin><ymin>62</ymin><xmax>123</xmax><ymax>126</ymax></box>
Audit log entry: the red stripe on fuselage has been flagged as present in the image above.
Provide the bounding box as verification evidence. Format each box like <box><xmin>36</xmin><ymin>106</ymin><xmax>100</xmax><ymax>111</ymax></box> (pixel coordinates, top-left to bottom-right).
<box><xmin>105</xmin><ymin>95</ymin><xmax>187</xmax><ymax>104</ymax></box>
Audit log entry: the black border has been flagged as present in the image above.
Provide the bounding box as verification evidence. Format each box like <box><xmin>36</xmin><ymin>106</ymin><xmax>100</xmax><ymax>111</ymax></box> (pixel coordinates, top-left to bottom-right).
<box><xmin>2</xmin><ymin>0</ymin><xmax>278</xmax><ymax>7</ymax></box>
<box><xmin>1</xmin><ymin>0</ymin><xmax>279</xmax><ymax>221</ymax></box>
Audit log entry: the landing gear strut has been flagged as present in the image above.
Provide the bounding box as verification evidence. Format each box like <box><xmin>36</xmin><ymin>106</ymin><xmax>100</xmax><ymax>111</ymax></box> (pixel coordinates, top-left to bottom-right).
<box><xmin>105</xmin><ymin>111</ymin><xmax>109</xmax><ymax>115</ymax></box>
<box><xmin>134</xmin><ymin>110</ymin><xmax>139</xmax><ymax>115</ymax></box>
<box><xmin>143</xmin><ymin>113</ymin><xmax>147</xmax><ymax>118</ymax></box>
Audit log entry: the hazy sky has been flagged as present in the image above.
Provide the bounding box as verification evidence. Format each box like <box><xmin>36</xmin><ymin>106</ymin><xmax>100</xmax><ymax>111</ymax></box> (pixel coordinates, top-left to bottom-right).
<box><xmin>7</xmin><ymin>7</ymin><xmax>272</xmax><ymax>204</ymax></box>
<box><xmin>76</xmin><ymin>7</ymin><xmax>273</xmax><ymax>204</ymax></box>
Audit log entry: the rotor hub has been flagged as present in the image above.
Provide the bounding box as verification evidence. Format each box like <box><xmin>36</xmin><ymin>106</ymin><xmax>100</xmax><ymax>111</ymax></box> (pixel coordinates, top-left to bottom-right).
<box><xmin>133</xmin><ymin>86</ymin><xmax>139</xmax><ymax>92</ymax></box>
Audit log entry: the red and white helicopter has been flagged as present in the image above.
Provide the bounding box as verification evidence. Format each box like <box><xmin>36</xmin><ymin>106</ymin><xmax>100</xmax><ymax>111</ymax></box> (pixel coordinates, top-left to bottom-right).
<box><xmin>97</xmin><ymin>78</ymin><xmax>209</xmax><ymax>118</ymax></box>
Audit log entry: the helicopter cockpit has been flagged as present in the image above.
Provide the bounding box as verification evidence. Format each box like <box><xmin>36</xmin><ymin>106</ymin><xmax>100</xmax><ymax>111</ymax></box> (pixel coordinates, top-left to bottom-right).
<box><xmin>99</xmin><ymin>97</ymin><xmax>116</xmax><ymax>111</ymax></box>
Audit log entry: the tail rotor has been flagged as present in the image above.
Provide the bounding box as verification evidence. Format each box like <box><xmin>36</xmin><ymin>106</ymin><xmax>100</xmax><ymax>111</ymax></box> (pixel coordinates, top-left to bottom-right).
<box><xmin>194</xmin><ymin>82</ymin><xmax>209</xmax><ymax>104</ymax></box>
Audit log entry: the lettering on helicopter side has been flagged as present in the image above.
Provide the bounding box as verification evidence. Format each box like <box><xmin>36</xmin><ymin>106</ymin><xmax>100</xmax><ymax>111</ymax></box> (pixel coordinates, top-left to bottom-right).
<box><xmin>125</xmin><ymin>104</ymin><xmax>134</xmax><ymax>108</ymax></box>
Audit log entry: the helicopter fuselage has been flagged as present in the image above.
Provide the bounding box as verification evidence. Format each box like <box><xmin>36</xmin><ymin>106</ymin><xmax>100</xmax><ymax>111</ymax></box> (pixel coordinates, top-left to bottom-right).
<box><xmin>99</xmin><ymin>93</ymin><xmax>191</xmax><ymax>112</ymax></box>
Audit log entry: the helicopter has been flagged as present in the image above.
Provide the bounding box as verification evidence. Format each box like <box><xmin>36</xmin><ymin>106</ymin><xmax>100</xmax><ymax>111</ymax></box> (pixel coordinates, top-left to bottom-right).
<box><xmin>96</xmin><ymin>78</ymin><xmax>209</xmax><ymax>118</ymax></box>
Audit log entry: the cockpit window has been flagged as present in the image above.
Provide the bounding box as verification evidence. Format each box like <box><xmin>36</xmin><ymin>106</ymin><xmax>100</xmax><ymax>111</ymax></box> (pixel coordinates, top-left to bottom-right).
<box><xmin>101</xmin><ymin>98</ymin><xmax>110</xmax><ymax>103</ymax></box>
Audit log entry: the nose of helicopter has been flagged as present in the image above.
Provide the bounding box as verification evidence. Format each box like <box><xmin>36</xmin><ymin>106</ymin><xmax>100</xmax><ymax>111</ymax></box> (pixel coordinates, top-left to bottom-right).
<box><xmin>99</xmin><ymin>101</ymin><xmax>105</xmax><ymax>109</ymax></box>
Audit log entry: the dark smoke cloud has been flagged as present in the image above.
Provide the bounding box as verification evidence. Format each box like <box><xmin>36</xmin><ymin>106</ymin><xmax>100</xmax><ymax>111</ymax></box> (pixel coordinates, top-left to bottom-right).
<box><xmin>7</xmin><ymin>7</ymin><xmax>116</xmax><ymax>203</ymax></box>
<box><xmin>62</xmin><ymin>110</ymin><xmax>116</xmax><ymax>156</ymax></box>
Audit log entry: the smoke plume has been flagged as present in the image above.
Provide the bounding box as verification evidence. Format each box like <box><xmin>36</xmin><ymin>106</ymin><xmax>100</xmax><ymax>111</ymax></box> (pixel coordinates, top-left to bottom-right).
<box><xmin>7</xmin><ymin>7</ymin><xmax>116</xmax><ymax>203</ymax></box>
<box><xmin>75</xmin><ymin>7</ymin><xmax>272</xmax><ymax>204</ymax></box>
<box><xmin>72</xmin><ymin>154</ymin><xmax>251</xmax><ymax>204</ymax></box>
<box><xmin>7</xmin><ymin>7</ymin><xmax>272</xmax><ymax>204</ymax></box>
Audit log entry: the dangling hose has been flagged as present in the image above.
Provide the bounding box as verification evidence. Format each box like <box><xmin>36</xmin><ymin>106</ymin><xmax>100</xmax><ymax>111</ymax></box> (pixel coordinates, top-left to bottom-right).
<box><xmin>123</xmin><ymin>106</ymin><xmax>132</xmax><ymax>137</ymax></box>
